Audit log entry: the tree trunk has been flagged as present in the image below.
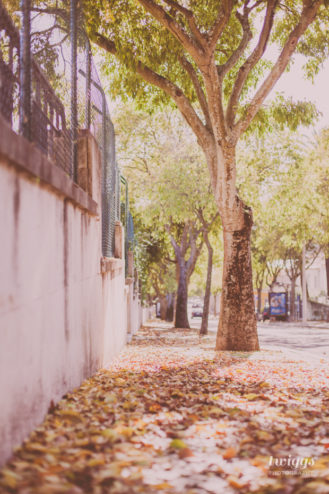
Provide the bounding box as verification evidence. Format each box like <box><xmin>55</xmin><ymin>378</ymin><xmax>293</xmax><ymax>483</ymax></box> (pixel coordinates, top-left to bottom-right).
<box><xmin>200</xmin><ymin>239</ymin><xmax>213</xmax><ymax>336</ymax></box>
<box><xmin>175</xmin><ymin>260</ymin><xmax>190</xmax><ymax>329</ymax></box>
<box><xmin>257</xmin><ymin>285</ymin><xmax>262</xmax><ymax>317</ymax></box>
<box><xmin>290</xmin><ymin>279</ymin><xmax>296</xmax><ymax>321</ymax></box>
<box><xmin>166</xmin><ymin>293</ymin><xmax>175</xmax><ymax>322</ymax></box>
<box><xmin>159</xmin><ymin>295</ymin><xmax>168</xmax><ymax>320</ymax></box>
<box><xmin>216</xmin><ymin>215</ymin><xmax>259</xmax><ymax>351</ymax></box>
<box><xmin>214</xmin><ymin>293</ymin><xmax>220</xmax><ymax>316</ymax></box>
<box><xmin>326</xmin><ymin>257</ymin><xmax>329</xmax><ymax>297</ymax></box>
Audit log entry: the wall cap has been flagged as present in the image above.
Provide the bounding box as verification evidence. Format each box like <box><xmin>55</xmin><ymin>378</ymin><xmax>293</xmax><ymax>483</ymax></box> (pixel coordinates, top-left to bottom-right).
<box><xmin>0</xmin><ymin>115</ymin><xmax>98</xmax><ymax>216</ymax></box>
<box><xmin>101</xmin><ymin>257</ymin><xmax>124</xmax><ymax>275</ymax></box>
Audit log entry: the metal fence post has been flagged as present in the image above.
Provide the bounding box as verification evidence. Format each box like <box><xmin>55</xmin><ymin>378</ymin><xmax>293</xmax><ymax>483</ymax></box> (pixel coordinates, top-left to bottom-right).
<box><xmin>19</xmin><ymin>0</ymin><xmax>31</xmax><ymax>140</ymax></box>
<box><xmin>101</xmin><ymin>91</ymin><xmax>108</xmax><ymax>257</ymax></box>
<box><xmin>85</xmin><ymin>38</ymin><xmax>91</xmax><ymax>130</ymax></box>
<box><xmin>115</xmin><ymin>166</ymin><xmax>121</xmax><ymax>221</ymax></box>
<box><xmin>70</xmin><ymin>0</ymin><xmax>78</xmax><ymax>181</ymax></box>
<box><xmin>125</xmin><ymin>181</ymin><xmax>130</xmax><ymax>277</ymax></box>
<box><xmin>120</xmin><ymin>175</ymin><xmax>129</xmax><ymax>275</ymax></box>
<box><xmin>108</xmin><ymin>117</ymin><xmax>116</xmax><ymax>257</ymax></box>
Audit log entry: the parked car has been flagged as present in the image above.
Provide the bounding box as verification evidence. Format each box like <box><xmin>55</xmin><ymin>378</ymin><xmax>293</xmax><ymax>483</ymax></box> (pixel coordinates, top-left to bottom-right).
<box><xmin>262</xmin><ymin>306</ymin><xmax>270</xmax><ymax>321</ymax></box>
<box><xmin>192</xmin><ymin>307</ymin><xmax>203</xmax><ymax>318</ymax></box>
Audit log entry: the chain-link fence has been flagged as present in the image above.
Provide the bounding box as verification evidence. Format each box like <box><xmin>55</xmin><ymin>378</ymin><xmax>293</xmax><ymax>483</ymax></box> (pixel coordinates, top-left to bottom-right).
<box><xmin>0</xmin><ymin>0</ymin><xmax>126</xmax><ymax>258</ymax></box>
<box><xmin>120</xmin><ymin>176</ymin><xmax>136</xmax><ymax>276</ymax></box>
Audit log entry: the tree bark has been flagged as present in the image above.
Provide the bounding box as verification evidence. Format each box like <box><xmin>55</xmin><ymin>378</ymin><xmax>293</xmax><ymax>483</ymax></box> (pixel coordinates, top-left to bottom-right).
<box><xmin>200</xmin><ymin>235</ymin><xmax>213</xmax><ymax>336</ymax></box>
<box><xmin>159</xmin><ymin>295</ymin><xmax>168</xmax><ymax>320</ymax></box>
<box><xmin>216</xmin><ymin>211</ymin><xmax>259</xmax><ymax>351</ymax></box>
<box><xmin>166</xmin><ymin>293</ymin><xmax>175</xmax><ymax>322</ymax></box>
<box><xmin>175</xmin><ymin>259</ymin><xmax>189</xmax><ymax>328</ymax></box>
<box><xmin>257</xmin><ymin>285</ymin><xmax>262</xmax><ymax>317</ymax></box>
<box><xmin>214</xmin><ymin>294</ymin><xmax>220</xmax><ymax>316</ymax></box>
<box><xmin>290</xmin><ymin>278</ymin><xmax>296</xmax><ymax>321</ymax></box>
<box><xmin>168</xmin><ymin>222</ymin><xmax>203</xmax><ymax>329</ymax></box>
<box><xmin>326</xmin><ymin>257</ymin><xmax>329</xmax><ymax>297</ymax></box>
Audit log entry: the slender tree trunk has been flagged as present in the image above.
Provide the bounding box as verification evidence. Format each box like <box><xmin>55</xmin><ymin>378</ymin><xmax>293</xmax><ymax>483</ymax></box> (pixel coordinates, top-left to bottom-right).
<box><xmin>326</xmin><ymin>257</ymin><xmax>329</xmax><ymax>297</ymax></box>
<box><xmin>216</xmin><ymin>215</ymin><xmax>259</xmax><ymax>351</ymax></box>
<box><xmin>214</xmin><ymin>293</ymin><xmax>220</xmax><ymax>316</ymax></box>
<box><xmin>290</xmin><ymin>279</ymin><xmax>296</xmax><ymax>321</ymax></box>
<box><xmin>159</xmin><ymin>295</ymin><xmax>168</xmax><ymax>320</ymax></box>
<box><xmin>175</xmin><ymin>260</ymin><xmax>190</xmax><ymax>329</ymax></box>
<box><xmin>200</xmin><ymin>239</ymin><xmax>213</xmax><ymax>336</ymax></box>
<box><xmin>166</xmin><ymin>293</ymin><xmax>174</xmax><ymax>322</ymax></box>
<box><xmin>257</xmin><ymin>284</ymin><xmax>263</xmax><ymax>316</ymax></box>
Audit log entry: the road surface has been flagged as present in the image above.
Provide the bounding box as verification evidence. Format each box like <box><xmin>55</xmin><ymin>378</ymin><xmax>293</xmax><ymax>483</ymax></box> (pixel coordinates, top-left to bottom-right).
<box><xmin>190</xmin><ymin>315</ymin><xmax>329</xmax><ymax>362</ymax></box>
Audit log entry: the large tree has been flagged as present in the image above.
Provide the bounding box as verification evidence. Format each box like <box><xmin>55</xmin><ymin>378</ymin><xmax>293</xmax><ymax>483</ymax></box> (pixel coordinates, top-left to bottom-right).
<box><xmin>84</xmin><ymin>0</ymin><xmax>327</xmax><ymax>350</ymax></box>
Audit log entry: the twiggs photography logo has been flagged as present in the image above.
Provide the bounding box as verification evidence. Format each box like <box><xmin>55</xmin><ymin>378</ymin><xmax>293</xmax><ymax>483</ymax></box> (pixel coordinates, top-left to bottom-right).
<box><xmin>268</xmin><ymin>455</ymin><xmax>317</xmax><ymax>477</ymax></box>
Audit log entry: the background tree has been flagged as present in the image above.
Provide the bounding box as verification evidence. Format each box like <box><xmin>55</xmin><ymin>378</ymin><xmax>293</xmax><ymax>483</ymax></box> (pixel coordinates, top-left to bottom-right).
<box><xmin>115</xmin><ymin>106</ymin><xmax>218</xmax><ymax>329</ymax></box>
<box><xmin>189</xmin><ymin>233</ymin><xmax>223</xmax><ymax>316</ymax></box>
<box><xmin>260</xmin><ymin>151</ymin><xmax>321</xmax><ymax>319</ymax></box>
<box><xmin>302</xmin><ymin>128</ymin><xmax>329</xmax><ymax>296</ymax></box>
<box><xmin>84</xmin><ymin>0</ymin><xmax>326</xmax><ymax>350</ymax></box>
<box><xmin>197</xmin><ymin>210</ymin><xmax>220</xmax><ymax>335</ymax></box>
<box><xmin>236</xmin><ymin>127</ymin><xmax>318</xmax><ymax>316</ymax></box>
<box><xmin>133</xmin><ymin>217</ymin><xmax>176</xmax><ymax>317</ymax></box>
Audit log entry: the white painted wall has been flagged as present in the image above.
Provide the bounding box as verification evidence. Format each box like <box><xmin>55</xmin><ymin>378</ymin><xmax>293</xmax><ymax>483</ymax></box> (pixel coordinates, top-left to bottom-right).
<box><xmin>102</xmin><ymin>259</ymin><xmax>126</xmax><ymax>366</ymax></box>
<box><xmin>0</xmin><ymin>131</ymin><xmax>147</xmax><ymax>465</ymax></box>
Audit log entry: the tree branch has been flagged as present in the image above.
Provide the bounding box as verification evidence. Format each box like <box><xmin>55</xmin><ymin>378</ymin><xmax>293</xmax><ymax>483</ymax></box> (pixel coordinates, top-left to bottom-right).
<box><xmin>178</xmin><ymin>55</ymin><xmax>211</xmax><ymax>128</ymax></box>
<box><xmin>233</xmin><ymin>0</ymin><xmax>323</xmax><ymax>139</ymax></box>
<box><xmin>31</xmin><ymin>6</ymin><xmax>68</xmax><ymax>23</ymax></box>
<box><xmin>186</xmin><ymin>234</ymin><xmax>203</xmax><ymax>279</ymax></box>
<box><xmin>218</xmin><ymin>5</ymin><xmax>252</xmax><ymax>81</ymax></box>
<box><xmin>165</xmin><ymin>224</ymin><xmax>181</xmax><ymax>259</ymax></box>
<box><xmin>95</xmin><ymin>32</ymin><xmax>213</xmax><ymax>152</ymax></box>
<box><xmin>161</xmin><ymin>0</ymin><xmax>206</xmax><ymax>49</ymax></box>
<box><xmin>136</xmin><ymin>0</ymin><xmax>204</xmax><ymax>61</ymax></box>
<box><xmin>207</xmin><ymin>0</ymin><xmax>233</xmax><ymax>52</ymax></box>
<box><xmin>226</xmin><ymin>0</ymin><xmax>278</xmax><ymax>127</ymax></box>
<box><xmin>181</xmin><ymin>223</ymin><xmax>190</xmax><ymax>255</ymax></box>
<box><xmin>196</xmin><ymin>208</ymin><xmax>219</xmax><ymax>231</ymax></box>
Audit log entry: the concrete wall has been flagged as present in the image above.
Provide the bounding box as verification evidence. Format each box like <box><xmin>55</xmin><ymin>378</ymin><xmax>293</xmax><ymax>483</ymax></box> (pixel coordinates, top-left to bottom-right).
<box><xmin>142</xmin><ymin>306</ymin><xmax>156</xmax><ymax>324</ymax></box>
<box><xmin>308</xmin><ymin>300</ymin><xmax>329</xmax><ymax>321</ymax></box>
<box><xmin>102</xmin><ymin>259</ymin><xmax>126</xmax><ymax>366</ymax></box>
<box><xmin>0</xmin><ymin>117</ymin><xmax>146</xmax><ymax>465</ymax></box>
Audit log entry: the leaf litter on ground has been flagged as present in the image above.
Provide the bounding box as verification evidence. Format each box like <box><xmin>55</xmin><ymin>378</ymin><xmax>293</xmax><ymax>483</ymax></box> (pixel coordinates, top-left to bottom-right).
<box><xmin>0</xmin><ymin>321</ymin><xmax>329</xmax><ymax>493</ymax></box>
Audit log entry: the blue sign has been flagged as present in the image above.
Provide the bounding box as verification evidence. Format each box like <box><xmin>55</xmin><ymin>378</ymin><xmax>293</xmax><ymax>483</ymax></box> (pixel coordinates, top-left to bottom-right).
<box><xmin>269</xmin><ymin>292</ymin><xmax>287</xmax><ymax>316</ymax></box>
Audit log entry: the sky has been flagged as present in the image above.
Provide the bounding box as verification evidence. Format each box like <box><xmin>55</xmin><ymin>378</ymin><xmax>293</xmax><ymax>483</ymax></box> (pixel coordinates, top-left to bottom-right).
<box><xmin>273</xmin><ymin>56</ymin><xmax>329</xmax><ymax>133</ymax></box>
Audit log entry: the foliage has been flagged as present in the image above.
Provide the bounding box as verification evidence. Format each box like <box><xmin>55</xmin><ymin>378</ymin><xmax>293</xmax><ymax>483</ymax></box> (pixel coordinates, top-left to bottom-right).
<box><xmin>302</xmin><ymin>128</ymin><xmax>329</xmax><ymax>253</ymax></box>
<box><xmin>133</xmin><ymin>213</ymin><xmax>176</xmax><ymax>302</ymax></box>
<box><xmin>189</xmin><ymin>230</ymin><xmax>223</xmax><ymax>295</ymax></box>
<box><xmin>85</xmin><ymin>0</ymin><xmax>327</xmax><ymax>129</ymax></box>
<box><xmin>114</xmin><ymin>104</ymin><xmax>220</xmax><ymax>300</ymax></box>
<box><xmin>236</xmin><ymin>127</ymin><xmax>321</xmax><ymax>292</ymax></box>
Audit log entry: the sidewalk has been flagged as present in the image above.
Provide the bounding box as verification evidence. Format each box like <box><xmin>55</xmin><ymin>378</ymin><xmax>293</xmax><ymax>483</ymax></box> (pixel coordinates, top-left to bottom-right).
<box><xmin>260</xmin><ymin>320</ymin><xmax>329</xmax><ymax>330</ymax></box>
<box><xmin>1</xmin><ymin>322</ymin><xmax>329</xmax><ymax>493</ymax></box>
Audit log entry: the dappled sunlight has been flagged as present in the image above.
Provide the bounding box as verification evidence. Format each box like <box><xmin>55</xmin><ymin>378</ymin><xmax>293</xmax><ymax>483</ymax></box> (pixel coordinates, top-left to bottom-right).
<box><xmin>214</xmin><ymin>354</ymin><xmax>329</xmax><ymax>390</ymax></box>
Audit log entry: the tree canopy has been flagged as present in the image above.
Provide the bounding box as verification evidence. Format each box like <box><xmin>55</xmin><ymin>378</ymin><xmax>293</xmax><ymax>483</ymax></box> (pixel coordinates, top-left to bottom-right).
<box><xmin>86</xmin><ymin>0</ymin><xmax>326</xmax><ymax>138</ymax></box>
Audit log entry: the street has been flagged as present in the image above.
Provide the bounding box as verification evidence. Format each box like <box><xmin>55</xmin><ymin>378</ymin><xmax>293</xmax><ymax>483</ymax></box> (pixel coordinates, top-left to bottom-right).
<box><xmin>190</xmin><ymin>315</ymin><xmax>329</xmax><ymax>362</ymax></box>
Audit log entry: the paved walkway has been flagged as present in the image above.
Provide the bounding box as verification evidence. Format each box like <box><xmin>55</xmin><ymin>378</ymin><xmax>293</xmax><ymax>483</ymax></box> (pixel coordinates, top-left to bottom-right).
<box><xmin>1</xmin><ymin>323</ymin><xmax>329</xmax><ymax>493</ymax></box>
<box><xmin>191</xmin><ymin>317</ymin><xmax>329</xmax><ymax>362</ymax></box>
